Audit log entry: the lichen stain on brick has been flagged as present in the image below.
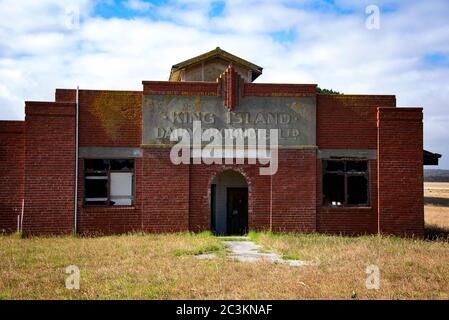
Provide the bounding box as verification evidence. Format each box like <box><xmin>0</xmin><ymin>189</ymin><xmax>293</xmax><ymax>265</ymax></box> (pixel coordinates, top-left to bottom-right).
<box><xmin>163</xmin><ymin>95</ymin><xmax>173</xmax><ymax>107</ymax></box>
<box><xmin>90</xmin><ymin>92</ymin><xmax>141</xmax><ymax>141</ymax></box>
<box><xmin>177</xmin><ymin>96</ymin><xmax>200</xmax><ymax>112</ymax></box>
<box><xmin>272</xmin><ymin>96</ymin><xmax>281</xmax><ymax>109</ymax></box>
<box><xmin>288</xmin><ymin>98</ymin><xmax>303</xmax><ymax>113</ymax></box>
<box><xmin>194</xmin><ymin>96</ymin><xmax>201</xmax><ymax>112</ymax></box>
<box><xmin>147</xmin><ymin>97</ymin><xmax>162</xmax><ymax>109</ymax></box>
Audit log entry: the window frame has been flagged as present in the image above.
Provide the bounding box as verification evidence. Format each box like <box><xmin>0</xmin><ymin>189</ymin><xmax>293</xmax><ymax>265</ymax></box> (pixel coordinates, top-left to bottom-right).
<box><xmin>322</xmin><ymin>159</ymin><xmax>370</xmax><ymax>208</ymax></box>
<box><xmin>83</xmin><ymin>159</ymin><xmax>135</xmax><ymax>207</ymax></box>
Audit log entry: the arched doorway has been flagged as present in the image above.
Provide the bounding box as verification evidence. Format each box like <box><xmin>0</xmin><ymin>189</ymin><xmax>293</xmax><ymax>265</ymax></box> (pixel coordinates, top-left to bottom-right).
<box><xmin>211</xmin><ymin>170</ymin><xmax>248</xmax><ymax>235</ymax></box>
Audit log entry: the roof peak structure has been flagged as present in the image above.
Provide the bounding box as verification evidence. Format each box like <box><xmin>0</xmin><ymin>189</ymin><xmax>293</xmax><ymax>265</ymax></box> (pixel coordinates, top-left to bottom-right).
<box><xmin>169</xmin><ymin>47</ymin><xmax>263</xmax><ymax>82</ymax></box>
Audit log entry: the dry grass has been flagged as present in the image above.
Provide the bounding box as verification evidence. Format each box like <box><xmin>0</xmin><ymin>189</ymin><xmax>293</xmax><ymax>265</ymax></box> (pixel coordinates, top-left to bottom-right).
<box><xmin>425</xmin><ymin>182</ymin><xmax>449</xmax><ymax>238</ymax></box>
<box><xmin>426</xmin><ymin>206</ymin><xmax>449</xmax><ymax>230</ymax></box>
<box><xmin>1</xmin><ymin>231</ymin><xmax>447</xmax><ymax>300</ymax></box>
<box><xmin>0</xmin><ymin>183</ymin><xmax>447</xmax><ymax>300</ymax></box>
<box><xmin>249</xmin><ymin>232</ymin><xmax>448</xmax><ymax>299</ymax></box>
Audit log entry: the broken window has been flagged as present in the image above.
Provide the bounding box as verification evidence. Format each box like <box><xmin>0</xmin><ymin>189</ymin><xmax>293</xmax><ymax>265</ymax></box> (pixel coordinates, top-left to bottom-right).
<box><xmin>84</xmin><ymin>159</ymin><xmax>135</xmax><ymax>206</ymax></box>
<box><xmin>323</xmin><ymin>160</ymin><xmax>369</xmax><ymax>207</ymax></box>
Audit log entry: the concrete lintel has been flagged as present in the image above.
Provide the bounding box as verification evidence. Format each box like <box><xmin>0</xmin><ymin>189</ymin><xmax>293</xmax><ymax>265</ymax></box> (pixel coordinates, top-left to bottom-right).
<box><xmin>317</xmin><ymin>149</ymin><xmax>377</xmax><ymax>160</ymax></box>
<box><xmin>140</xmin><ymin>144</ymin><xmax>318</xmax><ymax>150</ymax></box>
<box><xmin>79</xmin><ymin>147</ymin><xmax>142</xmax><ymax>159</ymax></box>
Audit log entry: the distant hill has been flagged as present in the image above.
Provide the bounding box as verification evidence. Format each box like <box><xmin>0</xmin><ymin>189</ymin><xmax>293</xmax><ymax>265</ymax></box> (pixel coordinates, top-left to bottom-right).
<box><xmin>424</xmin><ymin>169</ymin><xmax>449</xmax><ymax>182</ymax></box>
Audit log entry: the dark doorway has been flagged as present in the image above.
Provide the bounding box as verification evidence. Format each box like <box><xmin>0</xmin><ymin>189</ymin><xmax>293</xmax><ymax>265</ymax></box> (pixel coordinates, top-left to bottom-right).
<box><xmin>210</xmin><ymin>170</ymin><xmax>248</xmax><ymax>235</ymax></box>
<box><xmin>226</xmin><ymin>187</ymin><xmax>248</xmax><ymax>235</ymax></box>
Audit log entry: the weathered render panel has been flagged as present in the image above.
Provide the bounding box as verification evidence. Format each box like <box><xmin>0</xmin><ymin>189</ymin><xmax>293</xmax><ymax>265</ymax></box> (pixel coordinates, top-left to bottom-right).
<box><xmin>142</xmin><ymin>94</ymin><xmax>316</xmax><ymax>147</ymax></box>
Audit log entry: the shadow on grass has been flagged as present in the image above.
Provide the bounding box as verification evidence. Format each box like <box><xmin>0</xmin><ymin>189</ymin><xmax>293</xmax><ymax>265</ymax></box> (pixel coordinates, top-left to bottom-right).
<box><xmin>424</xmin><ymin>197</ymin><xmax>449</xmax><ymax>207</ymax></box>
<box><xmin>425</xmin><ymin>225</ymin><xmax>449</xmax><ymax>242</ymax></box>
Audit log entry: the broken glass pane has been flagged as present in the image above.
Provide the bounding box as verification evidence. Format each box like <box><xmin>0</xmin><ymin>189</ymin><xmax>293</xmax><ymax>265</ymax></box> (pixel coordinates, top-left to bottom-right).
<box><xmin>110</xmin><ymin>159</ymin><xmax>134</xmax><ymax>171</ymax></box>
<box><xmin>346</xmin><ymin>161</ymin><xmax>368</xmax><ymax>172</ymax></box>
<box><xmin>347</xmin><ymin>175</ymin><xmax>368</xmax><ymax>205</ymax></box>
<box><xmin>325</xmin><ymin>161</ymin><xmax>344</xmax><ymax>172</ymax></box>
<box><xmin>85</xmin><ymin>159</ymin><xmax>109</xmax><ymax>172</ymax></box>
<box><xmin>323</xmin><ymin>173</ymin><xmax>345</xmax><ymax>206</ymax></box>
<box><xmin>85</xmin><ymin>177</ymin><xmax>108</xmax><ymax>205</ymax></box>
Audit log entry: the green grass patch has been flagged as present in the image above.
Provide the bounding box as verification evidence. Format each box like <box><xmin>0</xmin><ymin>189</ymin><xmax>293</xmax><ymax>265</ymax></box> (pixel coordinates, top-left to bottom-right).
<box><xmin>248</xmin><ymin>230</ymin><xmax>270</xmax><ymax>242</ymax></box>
<box><xmin>281</xmin><ymin>253</ymin><xmax>300</xmax><ymax>260</ymax></box>
<box><xmin>172</xmin><ymin>243</ymin><xmax>224</xmax><ymax>257</ymax></box>
<box><xmin>217</xmin><ymin>236</ymin><xmax>249</xmax><ymax>242</ymax></box>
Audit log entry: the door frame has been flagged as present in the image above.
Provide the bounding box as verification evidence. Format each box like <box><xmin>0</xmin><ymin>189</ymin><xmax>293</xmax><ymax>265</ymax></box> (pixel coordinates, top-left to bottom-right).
<box><xmin>210</xmin><ymin>184</ymin><xmax>216</xmax><ymax>233</ymax></box>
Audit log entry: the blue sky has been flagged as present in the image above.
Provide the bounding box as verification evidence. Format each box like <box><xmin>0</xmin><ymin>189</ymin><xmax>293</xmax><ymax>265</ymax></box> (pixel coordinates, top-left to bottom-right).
<box><xmin>0</xmin><ymin>0</ymin><xmax>448</xmax><ymax>167</ymax></box>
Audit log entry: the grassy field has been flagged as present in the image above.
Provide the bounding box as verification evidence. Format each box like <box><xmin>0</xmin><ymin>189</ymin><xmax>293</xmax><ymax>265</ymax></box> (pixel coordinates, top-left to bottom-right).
<box><xmin>425</xmin><ymin>182</ymin><xmax>449</xmax><ymax>238</ymax></box>
<box><xmin>0</xmin><ymin>183</ymin><xmax>448</xmax><ymax>300</ymax></box>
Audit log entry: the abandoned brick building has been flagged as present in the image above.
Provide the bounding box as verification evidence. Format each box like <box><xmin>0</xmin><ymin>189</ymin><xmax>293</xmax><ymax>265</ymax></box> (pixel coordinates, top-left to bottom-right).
<box><xmin>0</xmin><ymin>48</ymin><xmax>441</xmax><ymax>237</ymax></box>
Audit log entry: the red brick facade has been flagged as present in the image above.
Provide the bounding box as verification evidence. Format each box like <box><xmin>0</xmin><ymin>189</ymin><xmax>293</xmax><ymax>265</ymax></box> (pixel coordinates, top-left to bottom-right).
<box><xmin>0</xmin><ymin>53</ymin><xmax>425</xmax><ymax>237</ymax></box>
<box><xmin>22</xmin><ymin>102</ymin><xmax>76</xmax><ymax>235</ymax></box>
<box><xmin>377</xmin><ymin>108</ymin><xmax>424</xmax><ymax>236</ymax></box>
<box><xmin>0</xmin><ymin>121</ymin><xmax>25</xmax><ymax>233</ymax></box>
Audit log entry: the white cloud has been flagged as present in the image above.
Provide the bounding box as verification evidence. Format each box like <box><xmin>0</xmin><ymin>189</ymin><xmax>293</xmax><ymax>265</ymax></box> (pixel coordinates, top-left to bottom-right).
<box><xmin>0</xmin><ymin>0</ymin><xmax>448</xmax><ymax>167</ymax></box>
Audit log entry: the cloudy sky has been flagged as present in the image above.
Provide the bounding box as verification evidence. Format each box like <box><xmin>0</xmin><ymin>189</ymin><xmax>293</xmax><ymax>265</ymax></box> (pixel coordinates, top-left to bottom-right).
<box><xmin>0</xmin><ymin>0</ymin><xmax>448</xmax><ymax>167</ymax></box>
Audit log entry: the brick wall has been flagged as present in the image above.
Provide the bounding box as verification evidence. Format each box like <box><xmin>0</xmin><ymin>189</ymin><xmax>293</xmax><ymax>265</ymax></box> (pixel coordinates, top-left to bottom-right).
<box><xmin>143</xmin><ymin>81</ymin><xmax>220</xmax><ymax>96</ymax></box>
<box><xmin>243</xmin><ymin>83</ymin><xmax>316</xmax><ymax>97</ymax></box>
<box><xmin>23</xmin><ymin>102</ymin><xmax>75</xmax><ymax>235</ymax></box>
<box><xmin>6</xmin><ymin>81</ymin><xmax>424</xmax><ymax>237</ymax></box>
<box><xmin>317</xmin><ymin>95</ymin><xmax>396</xmax><ymax>149</ymax></box>
<box><xmin>55</xmin><ymin>88</ymin><xmax>145</xmax><ymax>234</ymax></box>
<box><xmin>143</xmin><ymin>81</ymin><xmax>317</xmax><ymax>98</ymax></box>
<box><xmin>140</xmin><ymin>148</ymin><xmax>190</xmax><ymax>232</ymax></box>
<box><xmin>316</xmin><ymin>95</ymin><xmax>397</xmax><ymax>235</ymax></box>
<box><xmin>377</xmin><ymin>108</ymin><xmax>424</xmax><ymax>237</ymax></box>
<box><xmin>78</xmin><ymin>90</ymin><xmax>142</xmax><ymax>147</ymax></box>
<box><xmin>272</xmin><ymin>149</ymin><xmax>317</xmax><ymax>232</ymax></box>
<box><xmin>186</xmin><ymin>150</ymin><xmax>315</xmax><ymax>233</ymax></box>
<box><xmin>222</xmin><ymin>66</ymin><xmax>243</xmax><ymax>110</ymax></box>
<box><xmin>0</xmin><ymin>121</ymin><xmax>25</xmax><ymax>234</ymax></box>
<box><xmin>55</xmin><ymin>88</ymin><xmax>76</xmax><ymax>103</ymax></box>
<box><xmin>75</xmin><ymin>149</ymin><xmax>317</xmax><ymax>234</ymax></box>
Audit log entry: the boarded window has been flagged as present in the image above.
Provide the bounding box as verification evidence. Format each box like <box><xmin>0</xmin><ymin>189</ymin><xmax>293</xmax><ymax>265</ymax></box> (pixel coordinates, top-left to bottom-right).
<box><xmin>323</xmin><ymin>160</ymin><xmax>369</xmax><ymax>207</ymax></box>
<box><xmin>110</xmin><ymin>172</ymin><xmax>133</xmax><ymax>206</ymax></box>
<box><xmin>84</xmin><ymin>159</ymin><xmax>134</xmax><ymax>206</ymax></box>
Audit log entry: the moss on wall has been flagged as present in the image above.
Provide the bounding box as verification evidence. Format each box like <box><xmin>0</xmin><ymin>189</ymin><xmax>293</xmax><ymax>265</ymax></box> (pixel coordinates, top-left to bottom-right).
<box><xmin>90</xmin><ymin>92</ymin><xmax>141</xmax><ymax>142</ymax></box>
